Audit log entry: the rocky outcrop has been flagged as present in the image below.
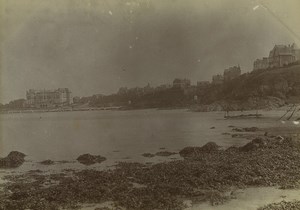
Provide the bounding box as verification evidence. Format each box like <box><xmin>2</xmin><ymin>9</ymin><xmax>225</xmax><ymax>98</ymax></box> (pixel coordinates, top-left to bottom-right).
<box><xmin>142</xmin><ymin>153</ymin><xmax>155</xmax><ymax>158</ymax></box>
<box><xmin>179</xmin><ymin>142</ymin><xmax>220</xmax><ymax>158</ymax></box>
<box><xmin>191</xmin><ymin>96</ymin><xmax>285</xmax><ymax>112</ymax></box>
<box><xmin>232</xmin><ymin>127</ymin><xmax>259</xmax><ymax>132</ymax></box>
<box><xmin>0</xmin><ymin>151</ymin><xmax>26</xmax><ymax>168</ymax></box>
<box><xmin>40</xmin><ymin>160</ymin><xmax>54</xmax><ymax>165</ymax></box>
<box><xmin>155</xmin><ymin>151</ymin><xmax>177</xmax><ymax>157</ymax></box>
<box><xmin>77</xmin><ymin>154</ymin><xmax>106</xmax><ymax>165</ymax></box>
<box><xmin>239</xmin><ymin>137</ymin><xmax>268</xmax><ymax>152</ymax></box>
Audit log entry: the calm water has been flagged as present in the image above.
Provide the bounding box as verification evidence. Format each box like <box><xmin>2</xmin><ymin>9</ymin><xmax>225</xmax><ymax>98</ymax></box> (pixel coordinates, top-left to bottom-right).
<box><xmin>0</xmin><ymin>109</ymin><xmax>298</xmax><ymax>171</ymax></box>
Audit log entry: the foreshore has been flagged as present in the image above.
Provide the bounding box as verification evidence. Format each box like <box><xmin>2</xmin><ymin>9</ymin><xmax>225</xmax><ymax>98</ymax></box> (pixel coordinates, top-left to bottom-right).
<box><xmin>0</xmin><ymin>126</ymin><xmax>300</xmax><ymax>210</ymax></box>
<box><xmin>0</xmin><ymin>107</ymin><xmax>122</xmax><ymax>114</ymax></box>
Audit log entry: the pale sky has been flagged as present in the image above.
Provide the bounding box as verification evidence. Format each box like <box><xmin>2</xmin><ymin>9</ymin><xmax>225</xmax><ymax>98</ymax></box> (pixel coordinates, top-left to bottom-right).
<box><xmin>0</xmin><ymin>0</ymin><xmax>300</xmax><ymax>103</ymax></box>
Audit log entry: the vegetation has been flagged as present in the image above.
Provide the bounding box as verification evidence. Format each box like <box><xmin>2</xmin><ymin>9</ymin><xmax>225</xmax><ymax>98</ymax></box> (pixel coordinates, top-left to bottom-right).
<box><xmin>2</xmin><ymin>134</ymin><xmax>300</xmax><ymax>209</ymax></box>
<box><xmin>1</xmin><ymin>64</ymin><xmax>300</xmax><ymax>111</ymax></box>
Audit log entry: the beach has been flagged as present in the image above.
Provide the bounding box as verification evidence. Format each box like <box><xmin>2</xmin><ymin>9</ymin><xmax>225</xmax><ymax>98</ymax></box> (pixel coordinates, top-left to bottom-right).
<box><xmin>0</xmin><ymin>109</ymin><xmax>300</xmax><ymax>209</ymax></box>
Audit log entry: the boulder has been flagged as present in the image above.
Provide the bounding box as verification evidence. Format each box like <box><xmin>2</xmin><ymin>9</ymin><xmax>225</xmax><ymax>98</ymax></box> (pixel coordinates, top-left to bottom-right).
<box><xmin>225</xmin><ymin>146</ymin><xmax>239</xmax><ymax>153</ymax></box>
<box><xmin>77</xmin><ymin>154</ymin><xmax>106</xmax><ymax>165</ymax></box>
<box><xmin>179</xmin><ymin>142</ymin><xmax>220</xmax><ymax>157</ymax></box>
<box><xmin>239</xmin><ymin>137</ymin><xmax>267</xmax><ymax>152</ymax></box>
<box><xmin>244</xmin><ymin>127</ymin><xmax>259</xmax><ymax>132</ymax></box>
<box><xmin>155</xmin><ymin>151</ymin><xmax>177</xmax><ymax>157</ymax></box>
<box><xmin>201</xmin><ymin>142</ymin><xmax>219</xmax><ymax>152</ymax></box>
<box><xmin>232</xmin><ymin>127</ymin><xmax>259</xmax><ymax>132</ymax></box>
<box><xmin>142</xmin><ymin>153</ymin><xmax>155</xmax><ymax>158</ymax></box>
<box><xmin>40</xmin><ymin>160</ymin><xmax>54</xmax><ymax>165</ymax></box>
<box><xmin>0</xmin><ymin>151</ymin><xmax>26</xmax><ymax>168</ymax></box>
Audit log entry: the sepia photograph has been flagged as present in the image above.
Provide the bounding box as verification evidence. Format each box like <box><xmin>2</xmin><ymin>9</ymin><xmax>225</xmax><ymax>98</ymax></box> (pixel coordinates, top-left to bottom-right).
<box><xmin>0</xmin><ymin>0</ymin><xmax>300</xmax><ymax>209</ymax></box>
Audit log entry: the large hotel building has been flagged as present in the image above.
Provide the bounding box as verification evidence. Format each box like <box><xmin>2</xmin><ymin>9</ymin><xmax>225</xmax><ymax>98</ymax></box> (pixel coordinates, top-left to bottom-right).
<box><xmin>26</xmin><ymin>88</ymin><xmax>72</xmax><ymax>108</ymax></box>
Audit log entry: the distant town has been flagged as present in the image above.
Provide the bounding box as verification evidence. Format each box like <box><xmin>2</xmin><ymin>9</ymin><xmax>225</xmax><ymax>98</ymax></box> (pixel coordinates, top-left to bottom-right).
<box><xmin>1</xmin><ymin>43</ymin><xmax>300</xmax><ymax>112</ymax></box>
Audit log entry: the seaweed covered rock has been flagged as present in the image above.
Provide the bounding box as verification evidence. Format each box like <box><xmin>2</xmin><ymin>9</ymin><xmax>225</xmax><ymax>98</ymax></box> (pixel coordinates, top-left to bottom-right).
<box><xmin>225</xmin><ymin>146</ymin><xmax>239</xmax><ymax>153</ymax></box>
<box><xmin>239</xmin><ymin>137</ymin><xmax>267</xmax><ymax>152</ymax></box>
<box><xmin>77</xmin><ymin>154</ymin><xmax>106</xmax><ymax>165</ymax></box>
<box><xmin>0</xmin><ymin>151</ymin><xmax>26</xmax><ymax>168</ymax></box>
<box><xmin>258</xmin><ymin>200</ymin><xmax>300</xmax><ymax>210</ymax></box>
<box><xmin>40</xmin><ymin>160</ymin><xmax>54</xmax><ymax>165</ymax></box>
<box><xmin>232</xmin><ymin>127</ymin><xmax>259</xmax><ymax>132</ymax></box>
<box><xmin>179</xmin><ymin>142</ymin><xmax>220</xmax><ymax>157</ymax></box>
<box><xmin>142</xmin><ymin>153</ymin><xmax>155</xmax><ymax>158</ymax></box>
<box><xmin>201</xmin><ymin>142</ymin><xmax>220</xmax><ymax>152</ymax></box>
<box><xmin>155</xmin><ymin>151</ymin><xmax>177</xmax><ymax>157</ymax></box>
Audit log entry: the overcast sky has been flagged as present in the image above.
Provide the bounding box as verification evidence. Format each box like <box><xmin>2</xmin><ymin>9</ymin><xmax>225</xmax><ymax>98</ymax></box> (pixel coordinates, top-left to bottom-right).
<box><xmin>0</xmin><ymin>0</ymin><xmax>300</xmax><ymax>103</ymax></box>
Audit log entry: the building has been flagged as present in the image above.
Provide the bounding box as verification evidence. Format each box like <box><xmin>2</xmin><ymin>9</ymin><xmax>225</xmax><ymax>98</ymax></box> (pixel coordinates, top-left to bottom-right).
<box><xmin>268</xmin><ymin>44</ymin><xmax>296</xmax><ymax>68</ymax></box>
<box><xmin>155</xmin><ymin>84</ymin><xmax>172</xmax><ymax>91</ymax></box>
<box><xmin>253</xmin><ymin>57</ymin><xmax>269</xmax><ymax>70</ymax></box>
<box><xmin>173</xmin><ymin>78</ymin><xmax>191</xmax><ymax>88</ymax></box>
<box><xmin>223</xmin><ymin>65</ymin><xmax>241</xmax><ymax>82</ymax></box>
<box><xmin>292</xmin><ymin>43</ymin><xmax>300</xmax><ymax>61</ymax></box>
<box><xmin>118</xmin><ymin>87</ymin><xmax>128</xmax><ymax>95</ymax></box>
<box><xmin>73</xmin><ymin>96</ymin><xmax>81</xmax><ymax>104</ymax></box>
<box><xmin>212</xmin><ymin>75</ymin><xmax>224</xmax><ymax>85</ymax></box>
<box><xmin>183</xmin><ymin>86</ymin><xmax>197</xmax><ymax>96</ymax></box>
<box><xmin>253</xmin><ymin>43</ymin><xmax>300</xmax><ymax>70</ymax></box>
<box><xmin>26</xmin><ymin>88</ymin><xmax>72</xmax><ymax>108</ymax></box>
<box><xmin>197</xmin><ymin>81</ymin><xmax>210</xmax><ymax>88</ymax></box>
<box><xmin>143</xmin><ymin>83</ymin><xmax>154</xmax><ymax>94</ymax></box>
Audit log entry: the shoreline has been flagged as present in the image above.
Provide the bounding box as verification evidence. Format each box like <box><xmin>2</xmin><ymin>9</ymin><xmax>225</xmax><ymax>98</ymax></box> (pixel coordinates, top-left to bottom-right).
<box><xmin>0</xmin><ymin>104</ymin><xmax>295</xmax><ymax>115</ymax></box>
<box><xmin>1</xmin><ymin>126</ymin><xmax>300</xmax><ymax>210</ymax></box>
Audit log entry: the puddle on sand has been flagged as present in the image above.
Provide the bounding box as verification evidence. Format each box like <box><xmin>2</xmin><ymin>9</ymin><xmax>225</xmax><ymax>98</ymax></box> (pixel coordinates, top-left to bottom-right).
<box><xmin>186</xmin><ymin>187</ymin><xmax>300</xmax><ymax>210</ymax></box>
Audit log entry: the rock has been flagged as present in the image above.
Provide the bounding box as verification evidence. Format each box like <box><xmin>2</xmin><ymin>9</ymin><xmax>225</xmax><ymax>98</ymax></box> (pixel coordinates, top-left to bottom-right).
<box><xmin>210</xmin><ymin>127</ymin><xmax>215</xmax><ymax>129</ymax></box>
<box><xmin>77</xmin><ymin>154</ymin><xmax>106</xmax><ymax>165</ymax></box>
<box><xmin>232</xmin><ymin>128</ymin><xmax>244</xmax><ymax>132</ymax></box>
<box><xmin>0</xmin><ymin>151</ymin><xmax>26</xmax><ymax>168</ymax></box>
<box><xmin>179</xmin><ymin>142</ymin><xmax>220</xmax><ymax>157</ymax></box>
<box><xmin>155</xmin><ymin>151</ymin><xmax>177</xmax><ymax>157</ymax></box>
<box><xmin>258</xmin><ymin>200</ymin><xmax>300</xmax><ymax>210</ymax></box>
<box><xmin>179</xmin><ymin>147</ymin><xmax>202</xmax><ymax>157</ymax></box>
<box><xmin>40</xmin><ymin>160</ymin><xmax>54</xmax><ymax>165</ymax></box>
<box><xmin>201</xmin><ymin>142</ymin><xmax>219</xmax><ymax>152</ymax></box>
<box><xmin>2</xmin><ymin>135</ymin><xmax>300</xmax><ymax>210</ymax></box>
<box><xmin>275</xmin><ymin>135</ymin><xmax>284</xmax><ymax>141</ymax></box>
<box><xmin>252</xmin><ymin>137</ymin><xmax>267</xmax><ymax>145</ymax></box>
<box><xmin>239</xmin><ymin>138</ymin><xmax>266</xmax><ymax>152</ymax></box>
<box><xmin>226</xmin><ymin>146</ymin><xmax>239</xmax><ymax>153</ymax></box>
<box><xmin>142</xmin><ymin>153</ymin><xmax>155</xmax><ymax>158</ymax></box>
<box><xmin>232</xmin><ymin>127</ymin><xmax>259</xmax><ymax>132</ymax></box>
<box><xmin>244</xmin><ymin>127</ymin><xmax>259</xmax><ymax>132</ymax></box>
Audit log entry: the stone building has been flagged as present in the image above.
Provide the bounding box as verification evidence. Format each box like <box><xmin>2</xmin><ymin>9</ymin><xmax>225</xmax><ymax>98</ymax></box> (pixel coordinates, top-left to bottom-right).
<box><xmin>253</xmin><ymin>43</ymin><xmax>300</xmax><ymax>70</ymax></box>
<box><xmin>253</xmin><ymin>57</ymin><xmax>269</xmax><ymax>70</ymax></box>
<box><xmin>26</xmin><ymin>88</ymin><xmax>72</xmax><ymax>108</ymax></box>
<box><xmin>223</xmin><ymin>65</ymin><xmax>241</xmax><ymax>82</ymax></box>
<box><xmin>173</xmin><ymin>78</ymin><xmax>191</xmax><ymax>88</ymax></box>
<box><xmin>212</xmin><ymin>75</ymin><xmax>224</xmax><ymax>85</ymax></box>
<box><xmin>268</xmin><ymin>44</ymin><xmax>296</xmax><ymax>68</ymax></box>
<box><xmin>197</xmin><ymin>81</ymin><xmax>210</xmax><ymax>88</ymax></box>
<box><xmin>155</xmin><ymin>84</ymin><xmax>172</xmax><ymax>91</ymax></box>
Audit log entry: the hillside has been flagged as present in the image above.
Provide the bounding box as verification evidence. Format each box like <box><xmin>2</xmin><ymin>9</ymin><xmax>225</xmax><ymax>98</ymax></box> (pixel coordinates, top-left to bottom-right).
<box><xmin>192</xmin><ymin>64</ymin><xmax>300</xmax><ymax>111</ymax></box>
<box><xmin>223</xmin><ymin>64</ymin><xmax>300</xmax><ymax>101</ymax></box>
<box><xmin>2</xmin><ymin>65</ymin><xmax>300</xmax><ymax>112</ymax></box>
<box><xmin>84</xmin><ymin>64</ymin><xmax>300</xmax><ymax>110</ymax></box>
